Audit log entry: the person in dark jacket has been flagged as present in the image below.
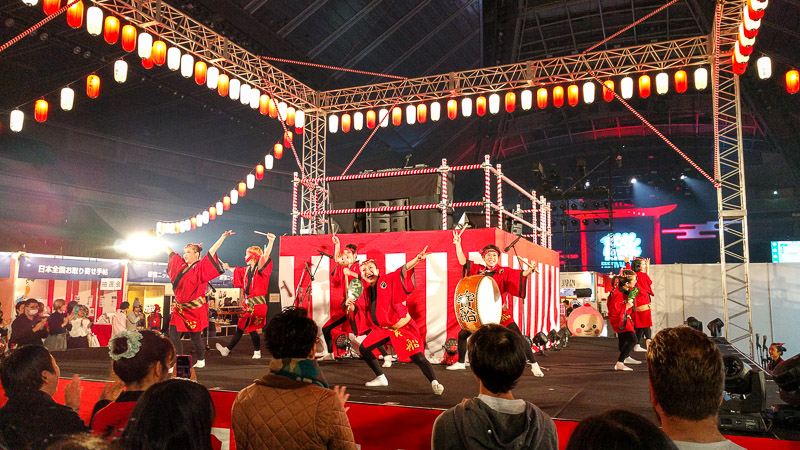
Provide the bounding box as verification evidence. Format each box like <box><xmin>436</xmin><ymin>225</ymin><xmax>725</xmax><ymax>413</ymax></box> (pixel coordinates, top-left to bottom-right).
<box><xmin>9</xmin><ymin>298</ymin><xmax>49</xmax><ymax>348</ymax></box>
<box><xmin>431</xmin><ymin>324</ymin><xmax>557</xmax><ymax>450</ymax></box>
<box><xmin>45</xmin><ymin>299</ymin><xmax>73</xmax><ymax>351</ymax></box>
<box><xmin>0</xmin><ymin>346</ymin><xmax>88</xmax><ymax>449</ymax></box>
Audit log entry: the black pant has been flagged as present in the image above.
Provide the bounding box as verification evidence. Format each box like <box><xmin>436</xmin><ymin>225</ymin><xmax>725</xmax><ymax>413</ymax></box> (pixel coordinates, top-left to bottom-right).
<box><xmin>226</xmin><ymin>327</ymin><xmax>260</xmax><ymax>352</ymax></box>
<box><xmin>617</xmin><ymin>331</ymin><xmax>637</xmax><ymax>363</ymax></box>
<box><xmin>456</xmin><ymin>320</ymin><xmax>537</xmax><ymax>364</ymax></box>
<box><xmin>359</xmin><ymin>337</ymin><xmax>436</xmax><ymax>382</ymax></box>
<box><xmin>322</xmin><ymin>315</ymin><xmax>348</xmax><ymax>353</ymax></box>
<box><xmin>168</xmin><ymin>325</ymin><xmax>205</xmax><ymax>361</ymax></box>
<box><xmin>635</xmin><ymin>327</ymin><xmax>651</xmax><ymax>343</ymax></box>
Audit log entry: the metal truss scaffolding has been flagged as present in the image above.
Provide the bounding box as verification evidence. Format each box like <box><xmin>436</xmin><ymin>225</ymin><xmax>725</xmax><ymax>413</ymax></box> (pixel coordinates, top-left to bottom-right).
<box><xmin>300</xmin><ymin>112</ymin><xmax>327</xmax><ymax>234</ymax></box>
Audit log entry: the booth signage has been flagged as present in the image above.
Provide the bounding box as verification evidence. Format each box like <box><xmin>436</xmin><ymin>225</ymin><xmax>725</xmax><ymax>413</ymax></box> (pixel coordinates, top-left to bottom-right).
<box><xmin>18</xmin><ymin>255</ymin><xmax>123</xmax><ymax>281</ymax></box>
<box><xmin>0</xmin><ymin>252</ymin><xmax>11</xmax><ymax>278</ymax></box>
<box><xmin>209</xmin><ymin>270</ymin><xmax>235</xmax><ymax>289</ymax></box>
<box><xmin>100</xmin><ymin>278</ymin><xmax>123</xmax><ymax>290</ymax></box>
<box><xmin>127</xmin><ymin>261</ymin><xmax>171</xmax><ymax>283</ymax></box>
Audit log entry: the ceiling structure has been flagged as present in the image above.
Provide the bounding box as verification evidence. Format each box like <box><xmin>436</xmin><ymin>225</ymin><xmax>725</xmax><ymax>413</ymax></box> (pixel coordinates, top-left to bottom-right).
<box><xmin>0</xmin><ymin>0</ymin><xmax>798</xmax><ymax>261</ymax></box>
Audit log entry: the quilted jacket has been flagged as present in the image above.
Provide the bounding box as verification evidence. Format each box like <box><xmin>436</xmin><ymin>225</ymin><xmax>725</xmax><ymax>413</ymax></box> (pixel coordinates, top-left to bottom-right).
<box><xmin>232</xmin><ymin>373</ymin><xmax>357</xmax><ymax>450</ymax></box>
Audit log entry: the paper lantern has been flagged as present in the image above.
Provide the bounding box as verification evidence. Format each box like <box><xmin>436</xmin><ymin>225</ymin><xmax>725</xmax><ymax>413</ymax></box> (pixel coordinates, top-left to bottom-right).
<box><xmin>137</xmin><ymin>32</ymin><xmax>152</xmax><ymax>59</ymax></box>
<box><xmin>35</xmin><ymin>100</ymin><xmax>48</xmax><ymax>122</ymax></box>
<box><xmin>379</xmin><ymin>108</ymin><xmax>389</xmax><ymax>127</ymax></box>
<box><xmin>674</xmin><ymin>70</ymin><xmax>688</xmax><ymax>93</ymax></box>
<box><xmin>417</xmin><ymin>103</ymin><xmax>427</xmax><ymax>123</ymax></box>
<box><xmin>734</xmin><ymin>42</ymin><xmax>751</xmax><ymax>65</ymax></box>
<box><xmin>223</xmin><ymin>196</ymin><xmax>231</xmax><ymax>210</ymax></box>
<box><xmin>536</xmin><ymin>88</ymin><xmax>548</xmax><ymax>109</ymax></box>
<box><xmin>489</xmin><ymin>94</ymin><xmax>501</xmax><ymax>114</ymax></box>
<box><xmin>141</xmin><ymin>55</ymin><xmax>154</xmax><ymax>69</ymax></box>
<box><xmin>60</xmin><ymin>87</ymin><xmax>74</xmax><ymax>111</ymax></box>
<box><xmin>567</xmin><ymin>84</ymin><xmax>579</xmax><ymax>106</ymax></box>
<box><xmin>747</xmin><ymin>0</ymin><xmax>768</xmax><ymax>21</ymax></box>
<box><xmin>166</xmin><ymin>47</ymin><xmax>180</xmax><ymax>70</ymax></box>
<box><xmin>621</xmin><ymin>76</ymin><xmax>633</xmax><ymax>99</ymax></box>
<box><xmin>732</xmin><ymin>54</ymin><xmax>747</xmax><ymax>75</ymax></box>
<box><xmin>180</xmin><ymin>53</ymin><xmax>193</xmax><ymax>78</ymax></box>
<box><xmin>328</xmin><ymin>114</ymin><xmax>339</xmax><ymax>133</ymax></box>
<box><xmin>121</xmin><ymin>25</ymin><xmax>136</xmax><ymax>52</ymax></box>
<box><xmin>86</xmin><ymin>74</ymin><xmax>100</xmax><ymax>98</ymax></box>
<box><xmin>694</xmin><ymin>67</ymin><xmax>708</xmax><ymax>90</ymax></box>
<box><xmin>259</xmin><ymin>94</ymin><xmax>270</xmax><ymax>115</ymax></box>
<box><xmin>461</xmin><ymin>98</ymin><xmax>473</xmax><ymax>117</ymax></box>
<box><xmin>738</xmin><ymin>25</ymin><xmax>756</xmax><ymax>52</ymax></box>
<box><xmin>553</xmin><ymin>86</ymin><xmax>564</xmax><ymax>108</ymax></box>
<box><xmin>255</xmin><ymin>164</ymin><xmax>264</xmax><ymax>180</ymax></box>
<box><xmin>86</xmin><ymin>6</ymin><xmax>102</xmax><ymax>36</ymax></box>
<box><xmin>249</xmin><ymin>89</ymin><xmax>260</xmax><ymax>110</ymax></box>
<box><xmin>239</xmin><ymin>84</ymin><xmax>251</xmax><ymax>105</ymax></box>
<box><xmin>602</xmin><ymin>80</ymin><xmax>615</xmax><ymax>102</ymax></box>
<box><xmin>284</xmin><ymin>131</ymin><xmax>293</xmax><ymax>147</ymax></box>
<box><xmin>194</xmin><ymin>61</ymin><xmax>207</xmax><ymax>85</ymax></box>
<box><xmin>66</xmin><ymin>1</ymin><xmax>83</xmax><ymax>28</ymax></box>
<box><xmin>238</xmin><ymin>182</ymin><xmax>247</xmax><ymax>198</ymax></box>
<box><xmin>295</xmin><ymin>110</ymin><xmax>305</xmax><ymax>129</ymax></box>
<box><xmin>228</xmin><ymin>78</ymin><xmax>241</xmax><ymax>101</ymax></box>
<box><xmin>430</xmin><ymin>102</ymin><xmax>440</xmax><ymax>121</ymax></box>
<box><xmin>113</xmin><ymin>59</ymin><xmax>127</xmax><ymax>83</ymax></box>
<box><xmin>366</xmin><ymin>109</ymin><xmax>377</xmax><ymax>128</ymax></box>
<box><xmin>476</xmin><ymin>96</ymin><xmax>487</xmax><ymax>116</ymax></box>
<box><xmin>9</xmin><ymin>110</ymin><xmax>24</xmax><ymax>132</ymax></box>
<box><xmin>520</xmin><ymin>89</ymin><xmax>532</xmax><ymax>110</ymax></box>
<box><xmin>209</xmin><ymin>207</ymin><xmax>217</xmax><ymax>221</ymax></box>
<box><xmin>638</xmin><ymin>74</ymin><xmax>651</xmax><ymax>98</ymax></box>
<box><xmin>190</xmin><ymin>217</ymin><xmax>197</xmax><ymax>230</ymax></box>
<box><xmin>655</xmin><ymin>73</ymin><xmax>669</xmax><ymax>95</ymax></box>
<box><xmin>43</xmin><ymin>0</ymin><xmax>59</xmax><ymax>15</ymax></box>
<box><xmin>217</xmin><ymin>74</ymin><xmax>229</xmax><ymax>97</ymax></box>
<box><xmin>405</xmin><ymin>105</ymin><xmax>416</xmax><ymax>125</ymax></box>
<box><xmin>582</xmin><ymin>82</ymin><xmax>595</xmax><ymax>104</ymax></box>
<box><xmin>103</xmin><ymin>16</ymin><xmax>119</xmax><ymax>44</ymax></box>
<box><xmin>216</xmin><ymin>201</ymin><xmax>223</xmax><ymax>216</ymax></box>
<box><xmin>274</xmin><ymin>143</ymin><xmax>284</xmax><ymax>159</ymax></box>
<box><xmin>268</xmin><ymin>98</ymin><xmax>278</xmax><ymax>118</ymax></box>
<box><xmin>264</xmin><ymin>154</ymin><xmax>274</xmax><ymax>170</ymax></box>
<box><xmin>23</xmin><ymin>0</ymin><xmax>39</xmax><ymax>6</ymax></box>
<box><xmin>246</xmin><ymin>173</ymin><xmax>255</xmax><ymax>189</ymax></box>
<box><xmin>392</xmin><ymin>106</ymin><xmax>402</xmax><ymax>125</ymax></box>
<box><xmin>287</xmin><ymin>107</ymin><xmax>296</xmax><ymax>127</ymax></box>
<box><xmin>353</xmin><ymin>111</ymin><xmax>363</xmax><ymax>130</ymax></box>
<box><xmin>756</xmin><ymin>56</ymin><xmax>772</xmax><ymax>79</ymax></box>
<box><xmin>201</xmin><ymin>211</ymin><xmax>209</xmax><ymax>224</ymax></box>
<box><xmin>150</xmin><ymin>41</ymin><xmax>166</xmax><ymax>65</ymax></box>
<box><xmin>206</xmin><ymin>67</ymin><xmax>219</xmax><ymax>89</ymax></box>
<box><xmin>447</xmin><ymin>99</ymin><xmax>457</xmax><ymax>119</ymax></box>
<box><xmin>787</xmin><ymin>70</ymin><xmax>799</xmax><ymax>94</ymax></box>
<box><xmin>504</xmin><ymin>92</ymin><xmax>516</xmax><ymax>112</ymax></box>
<box><xmin>342</xmin><ymin>113</ymin><xmax>352</xmax><ymax>132</ymax></box>
<box><xmin>742</xmin><ymin>7</ymin><xmax>761</xmax><ymax>38</ymax></box>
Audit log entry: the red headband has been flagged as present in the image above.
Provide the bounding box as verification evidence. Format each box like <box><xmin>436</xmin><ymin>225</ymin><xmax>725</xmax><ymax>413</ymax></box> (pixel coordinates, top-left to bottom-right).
<box><xmin>246</xmin><ymin>250</ymin><xmax>260</xmax><ymax>263</ymax></box>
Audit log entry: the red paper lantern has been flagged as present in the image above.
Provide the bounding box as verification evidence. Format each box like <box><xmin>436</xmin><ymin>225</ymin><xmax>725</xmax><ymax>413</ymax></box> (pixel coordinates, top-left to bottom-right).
<box><xmin>283</xmin><ymin>131</ymin><xmax>293</xmax><ymax>147</ymax></box>
<box><xmin>255</xmin><ymin>164</ymin><xmax>265</xmax><ymax>180</ymax></box>
<box><xmin>194</xmin><ymin>61</ymin><xmax>207</xmax><ymax>85</ymax></box>
<box><xmin>268</xmin><ymin>99</ymin><xmax>278</xmax><ymax>118</ymax></box>
<box><xmin>567</xmin><ymin>84</ymin><xmax>579</xmax><ymax>106</ymax></box>
<box><xmin>638</xmin><ymin>75</ymin><xmax>651</xmax><ymax>98</ymax></box>
<box><xmin>731</xmin><ymin>55</ymin><xmax>747</xmax><ymax>75</ymax></box>
<box><xmin>341</xmin><ymin>113</ymin><xmax>351</xmax><ymax>133</ymax></box>
<box><xmin>553</xmin><ymin>86</ymin><xmax>564</xmax><ymax>108</ymax></box>
<box><xmin>417</xmin><ymin>103</ymin><xmax>427</xmax><ymax>123</ymax></box>
<box><xmin>35</xmin><ymin>99</ymin><xmax>49</xmax><ymax>122</ymax></box>
<box><xmin>391</xmin><ymin>107</ymin><xmax>402</xmax><ymax>126</ymax></box>
<box><xmin>787</xmin><ymin>70</ymin><xmax>799</xmax><ymax>94</ymax></box>
<box><xmin>66</xmin><ymin>1</ymin><xmax>83</xmax><ymax>28</ymax></box>
<box><xmin>141</xmin><ymin>55</ymin><xmax>154</xmax><ymax>69</ymax></box>
<box><xmin>209</xmin><ymin>206</ymin><xmax>217</xmax><ymax>220</ymax></box>
<box><xmin>447</xmin><ymin>99</ymin><xmax>457</xmax><ymax>119</ymax></box>
<box><xmin>366</xmin><ymin>110</ymin><xmax>377</xmax><ymax>128</ymax></box>
<box><xmin>674</xmin><ymin>70</ymin><xmax>688</xmax><ymax>93</ymax></box>
<box><xmin>295</xmin><ymin>126</ymin><xmax>303</xmax><ymax>134</ymax></box>
<box><xmin>43</xmin><ymin>0</ymin><xmax>60</xmax><ymax>16</ymax></box>
<box><xmin>505</xmin><ymin>92</ymin><xmax>516</xmax><ymax>112</ymax></box>
<box><xmin>602</xmin><ymin>80</ymin><xmax>615</xmax><ymax>102</ymax></box>
<box><xmin>121</xmin><ymin>25</ymin><xmax>136</xmax><ymax>52</ymax></box>
<box><xmin>238</xmin><ymin>182</ymin><xmax>247</xmax><ymax>198</ymax></box>
<box><xmin>217</xmin><ymin>74</ymin><xmax>229</xmax><ymax>97</ymax></box>
<box><xmin>151</xmin><ymin>40</ymin><xmax>166</xmax><ymax>65</ymax></box>
<box><xmin>274</xmin><ymin>143</ymin><xmax>283</xmax><ymax>159</ymax></box>
<box><xmin>476</xmin><ymin>96</ymin><xmax>487</xmax><ymax>116</ymax></box>
<box><xmin>103</xmin><ymin>16</ymin><xmax>120</xmax><ymax>44</ymax></box>
<box><xmin>259</xmin><ymin>94</ymin><xmax>269</xmax><ymax>115</ymax></box>
<box><xmin>286</xmin><ymin>107</ymin><xmax>296</xmax><ymax>127</ymax></box>
<box><xmin>536</xmin><ymin>88</ymin><xmax>548</xmax><ymax>109</ymax></box>
<box><xmin>86</xmin><ymin>74</ymin><xmax>100</xmax><ymax>98</ymax></box>
<box><xmin>223</xmin><ymin>196</ymin><xmax>231</xmax><ymax>210</ymax></box>
<box><xmin>190</xmin><ymin>217</ymin><xmax>197</xmax><ymax>230</ymax></box>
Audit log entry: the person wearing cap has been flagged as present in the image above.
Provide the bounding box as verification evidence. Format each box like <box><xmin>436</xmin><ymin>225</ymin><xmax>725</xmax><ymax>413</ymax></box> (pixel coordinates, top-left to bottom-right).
<box><xmin>127</xmin><ymin>300</ymin><xmax>145</xmax><ymax>331</ymax></box>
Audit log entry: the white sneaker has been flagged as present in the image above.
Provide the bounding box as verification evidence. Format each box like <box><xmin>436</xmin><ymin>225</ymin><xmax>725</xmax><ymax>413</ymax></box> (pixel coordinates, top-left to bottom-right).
<box><xmin>446</xmin><ymin>362</ymin><xmax>466</xmax><ymax>371</ymax></box>
<box><xmin>431</xmin><ymin>380</ymin><xmax>444</xmax><ymax>396</ymax></box>
<box><xmin>633</xmin><ymin>344</ymin><xmax>646</xmax><ymax>352</ymax></box>
<box><xmin>194</xmin><ymin>359</ymin><xmax>205</xmax><ymax>369</ymax></box>
<box><xmin>624</xmin><ymin>357</ymin><xmax>642</xmax><ymax>365</ymax></box>
<box><xmin>614</xmin><ymin>362</ymin><xmax>633</xmax><ymax>371</ymax></box>
<box><xmin>252</xmin><ymin>350</ymin><xmax>261</xmax><ymax>359</ymax></box>
<box><xmin>382</xmin><ymin>358</ymin><xmax>392</xmax><ymax>368</ymax></box>
<box><xmin>531</xmin><ymin>362</ymin><xmax>545</xmax><ymax>377</ymax></box>
<box><xmin>365</xmin><ymin>374</ymin><xmax>388</xmax><ymax>387</ymax></box>
<box><xmin>216</xmin><ymin>343</ymin><xmax>230</xmax><ymax>357</ymax></box>
<box><xmin>320</xmin><ymin>353</ymin><xmax>335</xmax><ymax>361</ymax></box>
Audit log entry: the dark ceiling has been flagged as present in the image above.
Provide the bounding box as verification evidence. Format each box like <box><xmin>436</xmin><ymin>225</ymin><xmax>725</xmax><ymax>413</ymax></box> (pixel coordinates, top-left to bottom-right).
<box><xmin>0</xmin><ymin>0</ymin><xmax>798</xmax><ymax>261</ymax></box>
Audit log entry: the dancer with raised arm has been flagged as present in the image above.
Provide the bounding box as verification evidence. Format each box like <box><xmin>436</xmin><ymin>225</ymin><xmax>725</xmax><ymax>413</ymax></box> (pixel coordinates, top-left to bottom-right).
<box><xmin>164</xmin><ymin>230</ymin><xmax>232</xmax><ymax>368</ymax></box>
<box><xmin>217</xmin><ymin>232</ymin><xmax>276</xmax><ymax>359</ymax></box>
<box><xmin>449</xmin><ymin>231</ymin><xmax>544</xmax><ymax>377</ymax></box>
<box><xmin>346</xmin><ymin>247</ymin><xmax>445</xmax><ymax>395</ymax></box>
<box><xmin>319</xmin><ymin>234</ymin><xmax>360</xmax><ymax>360</ymax></box>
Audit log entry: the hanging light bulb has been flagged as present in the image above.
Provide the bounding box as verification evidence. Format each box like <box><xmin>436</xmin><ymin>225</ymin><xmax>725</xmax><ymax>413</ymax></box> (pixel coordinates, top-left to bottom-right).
<box><xmin>246</xmin><ymin>173</ymin><xmax>255</xmax><ymax>189</ymax></box>
<box><xmin>461</xmin><ymin>97</ymin><xmax>473</xmax><ymax>117</ymax></box>
<box><xmin>353</xmin><ymin>111</ymin><xmax>364</xmax><ymax>130</ymax></box>
<box><xmin>103</xmin><ymin>16</ymin><xmax>119</xmax><ymax>44</ymax></box>
<box><xmin>137</xmin><ymin>32</ymin><xmax>153</xmax><ymax>59</ymax></box>
<box><xmin>430</xmin><ymin>101</ymin><xmax>441</xmax><ymax>121</ymax></box>
<box><xmin>229</xmin><ymin>78</ymin><xmax>241</xmax><ymax>101</ymax></box>
<box><xmin>342</xmin><ymin>113</ymin><xmax>352</xmax><ymax>132</ymax></box>
<box><xmin>34</xmin><ymin>99</ymin><xmax>48</xmax><ymax>122</ymax></box>
<box><xmin>603</xmin><ymin>80</ymin><xmax>615</xmax><ymax>102</ymax></box>
<box><xmin>674</xmin><ymin>70</ymin><xmax>688</xmax><ymax>93</ymax></box>
<box><xmin>638</xmin><ymin>74</ymin><xmax>651</xmax><ymax>98</ymax></box>
<box><xmin>239</xmin><ymin>84</ymin><xmax>251</xmax><ymax>105</ymax></box>
<box><xmin>392</xmin><ymin>106</ymin><xmax>402</xmax><ymax>126</ymax></box>
<box><xmin>86</xmin><ymin>6</ymin><xmax>103</xmax><ymax>36</ymax></box>
<box><xmin>476</xmin><ymin>96</ymin><xmax>487</xmax><ymax>116</ymax></box>
<box><xmin>60</xmin><ymin>87</ymin><xmax>74</xmax><ymax>111</ymax></box>
<box><xmin>417</xmin><ymin>103</ymin><xmax>427</xmax><ymax>123</ymax></box>
<box><xmin>223</xmin><ymin>195</ymin><xmax>231</xmax><ymax>210</ymax></box>
<box><xmin>167</xmin><ymin>47</ymin><xmax>181</xmax><ymax>71</ymax></box>
<box><xmin>295</xmin><ymin>110</ymin><xmax>305</xmax><ymax>129</ymax></box>
<box><xmin>536</xmin><ymin>88</ymin><xmax>548</xmax><ymax>109</ymax></box>
<box><xmin>86</xmin><ymin>74</ymin><xmax>100</xmax><ymax>98</ymax></box>
<box><xmin>66</xmin><ymin>1</ymin><xmax>83</xmax><ymax>29</ymax></box>
<box><xmin>655</xmin><ymin>72</ymin><xmax>669</xmax><ymax>95</ymax></box>
<box><xmin>379</xmin><ymin>108</ymin><xmax>389</xmax><ymax>127</ymax></box>
<box><xmin>787</xmin><ymin>70</ymin><xmax>799</xmax><ymax>95</ymax></box>
<box><xmin>505</xmin><ymin>92</ymin><xmax>516</xmax><ymax>112</ymax></box>
<box><xmin>488</xmin><ymin>93</ymin><xmax>500</xmax><ymax>114</ymax></box>
<box><xmin>694</xmin><ymin>67</ymin><xmax>708</xmax><ymax>90</ymax></box>
<box><xmin>209</xmin><ymin>207</ymin><xmax>216</xmax><ymax>221</ymax></box>
<box><xmin>553</xmin><ymin>86</ymin><xmax>564</xmax><ymax>107</ymax></box>
<box><xmin>329</xmin><ymin>114</ymin><xmax>339</xmax><ymax>133</ymax></box>
<box><xmin>180</xmin><ymin>53</ymin><xmax>193</xmax><ymax>78</ymax></box>
<box><xmin>194</xmin><ymin>61</ymin><xmax>207</xmax><ymax>85</ymax></box>
<box><xmin>447</xmin><ymin>99</ymin><xmax>457</xmax><ymax>119</ymax></box>
<box><xmin>249</xmin><ymin>89</ymin><xmax>260</xmax><ymax>110</ymax></box>
<box><xmin>206</xmin><ymin>66</ymin><xmax>219</xmax><ymax>89</ymax></box>
<box><xmin>216</xmin><ymin>201</ymin><xmax>223</xmax><ymax>216</ymax></box>
<box><xmin>405</xmin><ymin>105</ymin><xmax>416</xmax><ymax>125</ymax></box>
<box><xmin>366</xmin><ymin>110</ymin><xmax>377</xmax><ymax>128</ymax></box>
<box><xmin>121</xmin><ymin>25</ymin><xmax>136</xmax><ymax>52</ymax></box>
<box><xmin>520</xmin><ymin>89</ymin><xmax>532</xmax><ymax>110</ymax></box>
<box><xmin>217</xmin><ymin>73</ymin><xmax>229</xmax><ymax>97</ymax></box>
<box><xmin>277</xmin><ymin>101</ymin><xmax>288</xmax><ymax>120</ymax></box>
<box><xmin>113</xmin><ymin>59</ymin><xmax>128</xmax><ymax>83</ymax></box>
<box><xmin>582</xmin><ymin>81</ymin><xmax>595</xmax><ymax>104</ymax></box>
<box><xmin>9</xmin><ymin>110</ymin><xmax>24</xmax><ymax>132</ymax></box>
<box><xmin>274</xmin><ymin>143</ymin><xmax>283</xmax><ymax>159</ymax></box>
<box><xmin>286</xmin><ymin>106</ymin><xmax>296</xmax><ymax>127</ymax></box>
<box><xmin>756</xmin><ymin>56</ymin><xmax>772</xmax><ymax>79</ymax></box>
<box><xmin>264</xmin><ymin>154</ymin><xmax>274</xmax><ymax>170</ymax></box>
<box><xmin>621</xmin><ymin>76</ymin><xmax>634</xmax><ymax>99</ymax></box>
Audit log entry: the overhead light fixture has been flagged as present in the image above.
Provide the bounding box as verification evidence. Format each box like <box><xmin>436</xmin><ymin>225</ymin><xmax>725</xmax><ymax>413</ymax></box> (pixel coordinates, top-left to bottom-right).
<box><xmin>630</xmin><ymin>177</ymin><xmax>637</xmax><ymax>184</ymax></box>
<box><xmin>707</xmin><ymin>317</ymin><xmax>725</xmax><ymax>338</ymax></box>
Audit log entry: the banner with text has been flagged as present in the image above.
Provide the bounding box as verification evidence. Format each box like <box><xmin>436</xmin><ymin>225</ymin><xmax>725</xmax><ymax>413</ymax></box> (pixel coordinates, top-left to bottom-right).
<box><xmin>18</xmin><ymin>255</ymin><xmax>123</xmax><ymax>281</ymax></box>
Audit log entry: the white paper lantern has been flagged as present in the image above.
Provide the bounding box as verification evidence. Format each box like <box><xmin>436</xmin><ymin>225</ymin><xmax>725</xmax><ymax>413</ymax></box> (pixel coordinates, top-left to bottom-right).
<box><xmin>239</xmin><ymin>84</ymin><xmax>251</xmax><ymax>105</ymax></box>
<box><xmin>180</xmin><ymin>53</ymin><xmax>193</xmax><ymax>78</ymax></box>
<box><xmin>655</xmin><ymin>72</ymin><xmax>669</xmax><ymax>95</ymax></box>
<box><xmin>430</xmin><ymin>101</ymin><xmax>441</xmax><ymax>121</ymax></box>
<box><xmin>405</xmin><ymin>105</ymin><xmax>416</xmax><ymax>124</ymax></box>
<box><xmin>353</xmin><ymin>111</ymin><xmax>364</xmax><ymax>130</ymax></box>
<box><xmin>230</xmin><ymin>189</ymin><xmax>239</xmax><ymax>204</ymax></box>
<box><xmin>756</xmin><ymin>56</ymin><xmax>772</xmax><ymax>80</ymax></box>
<box><xmin>216</xmin><ymin>201</ymin><xmax>224</xmax><ymax>216</ymax></box>
<box><xmin>202</xmin><ymin>211</ymin><xmax>209</xmax><ymax>224</ymax></box>
<box><xmin>229</xmin><ymin>78</ymin><xmax>241</xmax><ymax>101</ymax></box>
<box><xmin>246</xmin><ymin>173</ymin><xmax>255</xmax><ymax>189</ymax></box>
<box><xmin>86</xmin><ymin>6</ymin><xmax>103</xmax><ymax>36</ymax></box>
<box><xmin>488</xmin><ymin>93</ymin><xmax>500</xmax><ymax>114</ymax></box>
<box><xmin>277</xmin><ymin>102</ymin><xmax>288</xmax><ymax>120</ymax></box>
<box><xmin>23</xmin><ymin>0</ymin><xmax>38</xmax><ymax>6</ymax></box>
<box><xmin>461</xmin><ymin>97</ymin><xmax>473</xmax><ymax>117</ymax></box>
<box><xmin>694</xmin><ymin>67</ymin><xmax>708</xmax><ymax>90</ymax></box>
<box><xmin>265</xmin><ymin>154</ymin><xmax>274</xmax><ymax>170</ymax></box>
<box><xmin>206</xmin><ymin>67</ymin><xmax>219</xmax><ymax>89</ymax></box>
<box><xmin>621</xmin><ymin>76</ymin><xmax>634</xmax><ymax>99</ymax></box>
<box><xmin>60</xmin><ymin>87</ymin><xmax>75</xmax><ymax>111</ymax></box>
<box><xmin>582</xmin><ymin>82</ymin><xmax>595</xmax><ymax>104</ymax></box>
<box><xmin>167</xmin><ymin>47</ymin><xmax>181</xmax><ymax>71</ymax></box>
<box><xmin>196</xmin><ymin>214</ymin><xmax>203</xmax><ymax>227</ymax></box>
<box><xmin>249</xmin><ymin>89</ymin><xmax>260</xmax><ymax>109</ymax></box>
<box><xmin>328</xmin><ymin>114</ymin><xmax>339</xmax><ymax>133</ymax></box>
<box><xmin>295</xmin><ymin>110</ymin><xmax>305</xmax><ymax>128</ymax></box>
<box><xmin>137</xmin><ymin>32</ymin><xmax>153</xmax><ymax>59</ymax></box>
<box><xmin>113</xmin><ymin>59</ymin><xmax>128</xmax><ymax>83</ymax></box>
<box><xmin>520</xmin><ymin>89</ymin><xmax>533</xmax><ymax>110</ymax></box>
<box><xmin>378</xmin><ymin>108</ymin><xmax>389</xmax><ymax>127</ymax></box>
<box><xmin>9</xmin><ymin>110</ymin><xmax>24</xmax><ymax>132</ymax></box>
<box><xmin>179</xmin><ymin>221</ymin><xmax>186</xmax><ymax>233</ymax></box>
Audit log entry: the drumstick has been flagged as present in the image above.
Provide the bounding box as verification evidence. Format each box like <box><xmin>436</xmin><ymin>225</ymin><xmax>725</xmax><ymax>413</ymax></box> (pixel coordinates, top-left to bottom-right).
<box><xmin>457</xmin><ymin>226</ymin><xmax>467</xmax><ymax>238</ymax></box>
<box><xmin>254</xmin><ymin>230</ymin><xmax>270</xmax><ymax>237</ymax></box>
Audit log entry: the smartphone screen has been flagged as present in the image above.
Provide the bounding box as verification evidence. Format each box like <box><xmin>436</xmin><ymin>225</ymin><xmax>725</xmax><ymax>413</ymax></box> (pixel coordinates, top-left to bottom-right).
<box><xmin>176</xmin><ymin>354</ymin><xmax>192</xmax><ymax>379</ymax></box>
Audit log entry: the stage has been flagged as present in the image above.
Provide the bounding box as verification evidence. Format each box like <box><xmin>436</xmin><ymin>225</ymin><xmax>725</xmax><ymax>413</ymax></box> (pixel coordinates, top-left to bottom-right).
<box><xmin>38</xmin><ymin>336</ymin><xmax>798</xmax><ymax>449</ymax></box>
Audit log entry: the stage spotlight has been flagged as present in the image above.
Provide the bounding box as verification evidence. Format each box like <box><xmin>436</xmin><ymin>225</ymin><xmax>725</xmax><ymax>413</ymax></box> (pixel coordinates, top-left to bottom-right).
<box><xmin>533</xmin><ymin>331</ymin><xmax>548</xmax><ymax>348</ymax></box>
<box><xmin>685</xmin><ymin>316</ymin><xmax>703</xmax><ymax>332</ymax></box>
<box><xmin>773</xmin><ymin>190</ymin><xmax>779</xmax><ymax>196</ymax></box>
<box><xmin>593</xmin><ymin>201</ymin><xmax>600</xmax><ymax>208</ymax></box>
<box><xmin>594</xmin><ymin>219</ymin><xmax>600</xmax><ymax>225</ymax></box>
<box><xmin>773</xmin><ymin>354</ymin><xmax>800</xmax><ymax>407</ymax></box>
<box><xmin>708</xmin><ymin>318</ymin><xmax>725</xmax><ymax>338</ymax></box>
<box><xmin>547</xmin><ymin>329</ymin><xmax>561</xmax><ymax>351</ymax></box>
<box><xmin>584</xmin><ymin>181</ymin><xmax>590</xmax><ymax>188</ymax></box>
<box><xmin>603</xmin><ymin>218</ymin><xmax>610</xmax><ymax>225</ymax></box>
<box><xmin>581</xmin><ymin>219</ymin><xmax>588</xmax><ymax>226</ymax></box>
<box><xmin>560</xmin><ymin>219</ymin><xmax>567</xmax><ymax>226</ymax></box>
<box><xmin>719</xmin><ymin>355</ymin><xmax>767</xmax><ymax>431</ymax></box>
<box><xmin>680</xmin><ymin>174</ymin><xmax>687</xmax><ymax>180</ymax></box>
<box><xmin>571</xmin><ymin>219</ymin><xmax>578</xmax><ymax>226</ymax></box>
<box><xmin>115</xmin><ymin>233</ymin><xmax>163</xmax><ymax>258</ymax></box>
<box><xmin>334</xmin><ymin>334</ymin><xmax>350</xmax><ymax>352</ymax></box>
<box><xmin>443</xmin><ymin>338</ymin><xmax>459</xmax><ymax>356</ymax></box>
<box><xmin>630</xmin><ymin>177</ymin><xmax>637</xmax><ymax>184</ymax></box>
<box><xmin>570</xmin><ymin>203</ymin><xmax>577</xmax><ymax>210</ymax></box>
<box><xmin>557</xmin><ymin>327</ymin><xmax>571</xmax><ymax>347</ymax></box>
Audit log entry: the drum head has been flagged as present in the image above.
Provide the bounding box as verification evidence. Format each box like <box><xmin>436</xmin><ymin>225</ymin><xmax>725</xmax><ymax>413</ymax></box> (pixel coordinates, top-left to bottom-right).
<box><xmin>476</xmin><ymin>277</ymin><xmax>502</xmax><ymax>325</ymax></box>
